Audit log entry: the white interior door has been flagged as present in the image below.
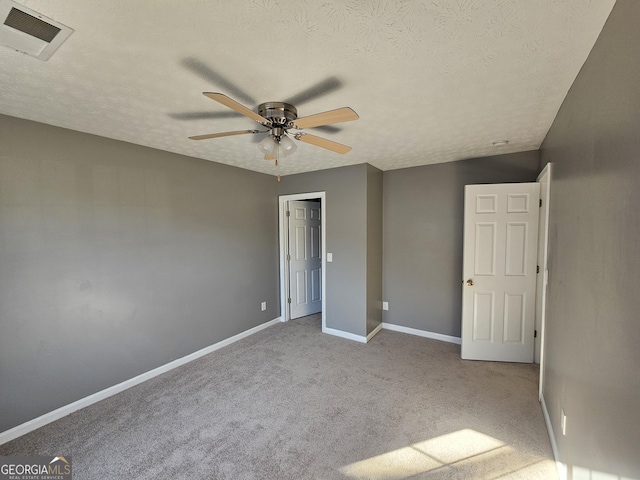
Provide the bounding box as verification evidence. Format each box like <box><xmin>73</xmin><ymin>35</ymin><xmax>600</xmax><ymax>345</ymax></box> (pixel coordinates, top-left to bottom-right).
<box><xmin>461</xmin><ymin>183</ymin><xmax>540</xmax><ymax>362</ymax></box>
<box><xmin>288</xmin><ymin>200</ymin><xmax>322</xmax><ymax>319</ymax></box>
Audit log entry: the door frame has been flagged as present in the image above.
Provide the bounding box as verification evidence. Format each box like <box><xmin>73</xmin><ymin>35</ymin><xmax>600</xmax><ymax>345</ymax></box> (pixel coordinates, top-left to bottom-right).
<box><xmin>536</xmin><ymin>163</ymin><xmax>552</xmax><ymax>399</ymax></box>
<box><xmin>278</xmin><ymin>192</ymin><xmax>326</xmax><ymax>330</ymax></box>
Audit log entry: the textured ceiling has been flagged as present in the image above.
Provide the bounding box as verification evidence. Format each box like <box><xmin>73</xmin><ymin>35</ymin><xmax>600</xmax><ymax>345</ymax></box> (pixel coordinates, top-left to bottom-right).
<box><xmin>0</xmin><ymin>0</ymin><xmax>615</xmax><ymax>176</ymax></box>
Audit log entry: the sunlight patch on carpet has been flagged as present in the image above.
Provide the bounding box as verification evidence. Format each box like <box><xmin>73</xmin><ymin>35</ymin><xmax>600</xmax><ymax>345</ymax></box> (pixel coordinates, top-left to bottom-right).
<box><xmin>340</xmin><ymin>428</ymin><xmax>556</xmax><ymax>479</ymax></box>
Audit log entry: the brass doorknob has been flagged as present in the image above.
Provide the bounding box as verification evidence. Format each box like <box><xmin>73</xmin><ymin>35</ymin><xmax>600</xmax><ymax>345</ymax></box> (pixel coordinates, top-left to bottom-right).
<box><xmin>466</xmin><ymin>279</ymin><xmax>474</xmax><ymax>286</ymax></box>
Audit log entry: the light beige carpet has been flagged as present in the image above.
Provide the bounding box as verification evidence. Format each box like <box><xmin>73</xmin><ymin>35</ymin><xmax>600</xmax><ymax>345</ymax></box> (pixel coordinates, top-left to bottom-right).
<box><xmin>0</xmin><ymin>315</ymin><xmax>558</xmax><ymax>479</ymax></box>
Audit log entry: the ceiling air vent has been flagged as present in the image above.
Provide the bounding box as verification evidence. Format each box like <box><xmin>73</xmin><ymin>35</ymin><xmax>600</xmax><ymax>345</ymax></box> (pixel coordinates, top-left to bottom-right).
<box><xmin>0</xmin><ymin>0</ymin><xmax>73</xmax><ymax>61</ymax></box>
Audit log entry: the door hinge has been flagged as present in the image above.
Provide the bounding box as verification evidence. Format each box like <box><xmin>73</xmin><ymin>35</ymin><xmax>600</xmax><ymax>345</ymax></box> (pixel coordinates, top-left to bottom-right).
<box><xmin>286</xmin><ymin>210</ymin><xmax>290</xmax><ymax>217</ymax></box>
<box><xmin>287</xmin><ymin>254</ymin><xmax>291</xmax><ymax>261</ymax></box>
<box><xmin>539</xmin><ymin>198</ymin><xmax>542</xmax><ymax>207</ymax></box>
<box><xmin>287</xmin><ymin>298</ymin><xmax>292</xmax><ymax>304</ymax></box>
<box><xmin>537</xmin><ymin>265</ymin><xmax>540</xmax><ymax>274</ymax></box>
<box><xmin>534</xmin><ymin>329</ymin><xmax>538</xmax><ymax>338</ymax></box>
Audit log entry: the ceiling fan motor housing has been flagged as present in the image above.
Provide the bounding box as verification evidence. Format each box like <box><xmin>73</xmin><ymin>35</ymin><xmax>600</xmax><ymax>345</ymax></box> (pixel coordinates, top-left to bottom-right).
<box><xmin>258</xmin><ymin>102</ymin><xmax>297</xmax><ymax>128</ymax></box>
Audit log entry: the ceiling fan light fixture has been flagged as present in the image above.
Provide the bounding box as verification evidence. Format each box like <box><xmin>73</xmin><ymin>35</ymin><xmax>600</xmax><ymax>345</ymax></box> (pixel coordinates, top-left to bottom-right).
<box><xmin>259</xmin><ymin>133</ymin><xmax>297</xmax><ymax>159</ymax></box>
<box><xmin>280</xmin><ymin>134</ymin><xmax>297</xmax><ymax>156</ymax></box>
<box><xmin>258</xmin><ymin>136</ymin><xmax>277</xmax><ymax>156</ymax></box>
<box><xmin>275</xmin><ymin>144</ymin><xmax>286</xmax><ymax>159</ymax></box>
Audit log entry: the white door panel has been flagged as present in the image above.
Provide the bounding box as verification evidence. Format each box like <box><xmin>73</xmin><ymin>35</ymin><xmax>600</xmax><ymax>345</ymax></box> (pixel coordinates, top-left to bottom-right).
<box><xmin>289</xmin><ymin>200</ymin><xmax>322</xmax><ymax>319</ymax></box>
<box><xmin>462</xmin><ymin>183</ymin><xmax>540</xmax><ymax>362</ymax></box>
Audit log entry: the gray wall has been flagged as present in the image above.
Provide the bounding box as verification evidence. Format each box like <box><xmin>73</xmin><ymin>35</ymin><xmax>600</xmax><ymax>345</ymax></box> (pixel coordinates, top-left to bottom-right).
<box><xmin>0</xmin><ymin>115</ymin><xmax>280</xmax><ymax>433</ymax></box>
<box><xmin>540</xmin><ymin>0</ymin><xmax>640</xmax><ymax>476</ymax></box>
<box><xmin>382</xmin><ymin>151</ymin><xmax>539</xmax><ymax>337</ymax></box>
<box><xmin>278</xmin><ymin>164</ymin><xmax>368</xmax><ymax>337</ymax></box>
<box><xmin>366</xmin><ymin>164</ymin><xmax>383</xmax><ymax>335</ymax></box>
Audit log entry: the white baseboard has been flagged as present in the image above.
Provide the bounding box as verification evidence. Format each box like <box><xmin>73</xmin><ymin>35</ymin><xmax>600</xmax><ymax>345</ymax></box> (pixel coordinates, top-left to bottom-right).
<box><xmin>382</xmin><ymin>323</ymin><xmax>462</xmax><ymax>345</ymax></box>
<box><xmin>366</xmin><ymin>323</ymin><xmax>383</xmax><ymax>342</ymax></box>
<box><xmin>322</xmin><ymin>326</ymin><xmax>367</xmax><ymax>343</ymax></box>
<box><xmin>322</xmin><ymin>322</ymin><xmax>460</xmax><ymax>346</ymax></box>
<box><xmin>0</xmin><ymin>317</ymin><xmax>282</xmax><ymax>446</ymax></box>
<box><xmin>540</xmin><ymin>393</ymin><xmax>566</xmax><ymax>480</ymax></box>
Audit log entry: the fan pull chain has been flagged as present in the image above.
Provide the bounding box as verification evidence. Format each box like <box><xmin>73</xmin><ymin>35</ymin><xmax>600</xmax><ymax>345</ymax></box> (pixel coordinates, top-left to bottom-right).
<box><xmin>275</xmin><ymin>158</ymin><xmax>280</xmax><ymax>182</ymax></box>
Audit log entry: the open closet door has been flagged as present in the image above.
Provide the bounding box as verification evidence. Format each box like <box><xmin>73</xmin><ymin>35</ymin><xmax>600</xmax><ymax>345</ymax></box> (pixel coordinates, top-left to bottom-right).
<box><xmin>288</xmin><ymin>200</ymin><xmax>322</xmax><ymax>319</ymax></box>
<box><xmin>461</xmin><ymin>183</ymin><xmax>540</xmax><ymax>362</ymax></box>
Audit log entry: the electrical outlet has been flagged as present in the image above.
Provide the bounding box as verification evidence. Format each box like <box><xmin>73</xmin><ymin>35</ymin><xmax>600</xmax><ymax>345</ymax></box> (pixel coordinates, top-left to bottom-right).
<box><xmin>261</xmin><ymin>301</ymin><xmax>267</xmax><ymax>311</ymax></box>
<box><xmin>382</xmin><ymin>301</ymin><xmax>389</xmax><ymax>311</ymax></box>
<box><xmin>561</xmin><ymin>409</ymin><xmax>567</xmax><ymax>436</ymax></box>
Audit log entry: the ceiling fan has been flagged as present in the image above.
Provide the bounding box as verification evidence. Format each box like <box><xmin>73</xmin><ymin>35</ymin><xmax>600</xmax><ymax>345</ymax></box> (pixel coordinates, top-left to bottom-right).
<box><xmin>188</xmin><ymin>92</ymin><xmax>359</xmax><ymax>163</ymax></box>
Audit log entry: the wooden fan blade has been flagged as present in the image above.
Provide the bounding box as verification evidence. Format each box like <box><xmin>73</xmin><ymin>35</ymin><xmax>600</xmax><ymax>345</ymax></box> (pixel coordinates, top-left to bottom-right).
<box><xmin>203</xmin><ymin>92</ymin><xmax>270</xmax><ymax>125</ymax></box>
<box><xmin>264</xmin><ymin>154</ymin><xmax>275</xmax><ymax>160</ymax></box>
<box><xmin>296</xmin><ymin>133</ymin><xmax>352</xmax><ymax>154</ymax></box>
<box><xmin>189</xmin><ymin>130</ymin><xmax>258</xmax><ymax>140</ymax></box>
<box><xmin>294</xmin><ymin>107</ymin><xmax>359</xmax><ymax>129</ymax></box>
